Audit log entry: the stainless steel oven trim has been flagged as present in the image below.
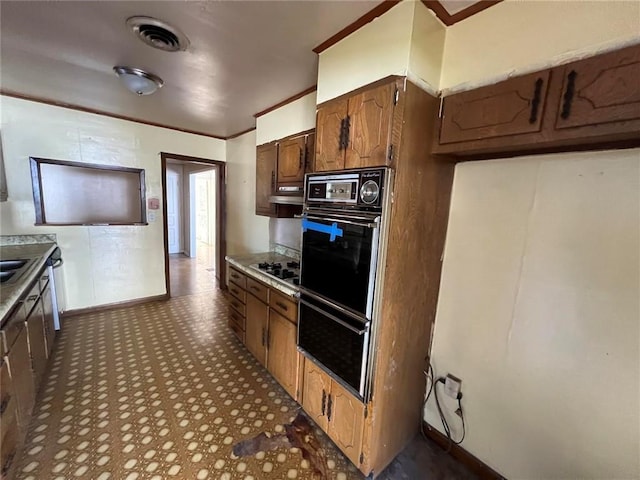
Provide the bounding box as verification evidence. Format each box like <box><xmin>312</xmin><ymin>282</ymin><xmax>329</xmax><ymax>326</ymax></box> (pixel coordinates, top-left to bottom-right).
<box><xmin>365</xmin><ymin>216</ymin><xmax>381</xmax><ymax>320</ymax></box>
<box><xmin>299</xmin><ymin>298</ymin><xmax>369</xmax><ymax>335</ymax></box>
<box><xmin>299</xmin><ymin>288</ymin><xmax>368</xmax><ymax>324</ymax></box>
<box><xmin>303</xmin><ymin>214</ymin><xmax>378</xmax><ymax>229</ymax></box>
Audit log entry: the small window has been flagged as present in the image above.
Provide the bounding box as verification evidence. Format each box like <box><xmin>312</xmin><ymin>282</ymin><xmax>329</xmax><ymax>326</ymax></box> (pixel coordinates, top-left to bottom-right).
<box><xmin>30</xmin><ymin>157</ymin><xmax>147</xmax><ymax>226</ymax></box>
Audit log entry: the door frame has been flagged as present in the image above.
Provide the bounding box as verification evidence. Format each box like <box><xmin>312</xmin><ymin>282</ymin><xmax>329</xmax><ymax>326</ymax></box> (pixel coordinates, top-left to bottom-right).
<box><xmin>161</xmin><ymin>153</ymin><xmax>227</xmax><ymax>296</ymax></box>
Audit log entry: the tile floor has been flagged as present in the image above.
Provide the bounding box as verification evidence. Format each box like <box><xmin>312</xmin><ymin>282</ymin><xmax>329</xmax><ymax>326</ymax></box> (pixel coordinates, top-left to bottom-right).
<box><xmin>14</xmin><ymin>254</ymin><xmax>478</xmax><ymax>480</ymax></box>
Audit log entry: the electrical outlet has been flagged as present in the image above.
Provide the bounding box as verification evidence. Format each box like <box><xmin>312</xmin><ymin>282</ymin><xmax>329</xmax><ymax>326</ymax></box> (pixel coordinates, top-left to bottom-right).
<box><xmin>444</xmin><ymin>374</ymin><xmax>462</xmax><ymax>399</ymax></box>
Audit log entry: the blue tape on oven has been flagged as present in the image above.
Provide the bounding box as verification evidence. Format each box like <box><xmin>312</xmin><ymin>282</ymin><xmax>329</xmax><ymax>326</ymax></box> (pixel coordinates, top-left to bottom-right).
<box><xmin>302</xmin><ymin>218</ymin><xmax>344</xmax><ymax>242</ymax></box>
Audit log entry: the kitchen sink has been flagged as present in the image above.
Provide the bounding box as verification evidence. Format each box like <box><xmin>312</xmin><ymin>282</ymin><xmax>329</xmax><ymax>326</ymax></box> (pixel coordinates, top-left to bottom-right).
<box><xmin>0</xmin><ymin>259</ymin><xmax>28</xmax><ymax>271</ymax></box>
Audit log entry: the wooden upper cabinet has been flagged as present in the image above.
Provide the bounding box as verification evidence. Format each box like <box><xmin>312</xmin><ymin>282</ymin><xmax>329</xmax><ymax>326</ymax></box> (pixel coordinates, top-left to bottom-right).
<box><xmin>345</xmin><ymin>82</ymin><xmax>396</xmax><ymax>169</ymax></box>
<box><xmin>439</xmin><ymin>70</ymin><xmax>551</xmax><ymax>144</ymax></box>
<box><xmin>305</xmin><ymin>132</ymin><xmax>316</xmax><ymax>174</ymax></box>
<box><xmin>266</xmin><ymin>310</ymin><xmax>298</xmax><ymax>399</ymax></box>
<box><xmin>277</xmin><ymin>136</ymin><xmax>306</xmax><ymax>186</ymax></box>
<box><xmin>554</xmin><ymin>44</ymin><xmax>640</xmax><ymax>130</ymax></box>
<box><xmin>301</xmin><ymin>359</ymin><xmax>331</xmax><ymax>430</ymax></box>
<box><xmin>326</xmin><ymin>380</ymin><xmax>365</xmax><ymax>467</ymax></box>
<box><xmin>315</xmin><ymin>97</ymin><xmax>348</xmax><ymax>172</ymax></box>
<box><xmin>255</xmin><ymin>142</ymin><xmax>277</xmax><ymax>216</ymax></box>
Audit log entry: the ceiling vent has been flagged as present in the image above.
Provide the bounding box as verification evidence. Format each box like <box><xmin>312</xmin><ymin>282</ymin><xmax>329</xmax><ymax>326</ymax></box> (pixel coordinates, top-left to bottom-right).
<box><xmin>126</xmin><ymin>16</ymin><xmax>190</xmax><ymax>52</ymax></box>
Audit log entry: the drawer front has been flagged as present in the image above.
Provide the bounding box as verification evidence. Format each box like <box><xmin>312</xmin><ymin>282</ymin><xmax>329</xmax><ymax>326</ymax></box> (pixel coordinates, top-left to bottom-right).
<box><xmin>1</xmin><ymin>304</ymin><xmax>25</xmax><ymax>356</ymax></box>
<box><xmin>228</xmin><ymin>267</ymin><xmax>247</xmax><ymax>290</ymax></box>
<box><xmin>228</xmin><ymin>283</ymin><xmax>246</xmax><ymax>304</ymax></box>
<box><xmin>229</xmin><ymin>309</ymin><xmax>245</xmax><ymax>331</ymax></box>
<box><xmin>23</xmin><ymin>281</ymin><xmax>41</xmax><ymax>317</ymax></box>
<box><xmin>228</xmin><ymin>297</ymin><xmax>246</xmax><ymax>317</ymax></box>
<box><xmin>246</xmin><ymin>277</ymin><xmax>269</xmax><ymax>303</ymax></box>
<box><xmin>269</xmin><ymin>291</ymin><xmax>298</xmax><ymax>324</ymax></box>
<box><xmin>228</xmin><ymin>318</ymin><xmax>245</xmax><ymax>343</ymax></box>
<box><xmin>0</xmin><ymin>361</ymin><xmax>16</xmax><ymax>440</ymax></box>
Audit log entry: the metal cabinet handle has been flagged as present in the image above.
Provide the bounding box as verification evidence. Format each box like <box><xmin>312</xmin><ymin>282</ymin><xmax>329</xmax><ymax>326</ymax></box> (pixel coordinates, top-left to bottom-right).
<box><xmin>271</xmin><ymin>171</ymin><xmax>275</xmax><ymax>190</ymax></box>
<box><xmin>299</xmin><ymin>148</ymin><xmax>303</xmax><ymax>170</ymax></box>
<box><xmin>41</xmin><ymin>275</ymin><xmax>50</xmax><ymax>281</ymax></box>
<box><xmin>560</xmin><ymin>70</ymin><xmax>577</xmax><ymax>120</ymax></box>
<box><xmin>261</xmin><ymin>327</ymin><xmax>266</xmax><ymax>346</ymax></box>
<box><xmin>231</xmin><ymin>288</ymin><xmax>239</xmax><ymax>295</ymax></box>
<box><xmin>327</xmin><ymin>394</ymin><xmax>333</xmax><ymax>422</ymax></box>
<box><xmin>275</xmin><ymin>301</ymin><xmax>288</xmax><ymax>311</ymax></box>
<box><xmin>529</xmin><ymin>77</ymin><xmax>544</xmax><ymax>124</ymax></box>
<box><xmin>321</xmin><ymin>389</ymin><xmax>326</xmax><ymax>416</ymax></box>
<box><xmin>249</xmin><ymin>286</ymin><xmax>259</xmax><ymax>292</ymax></box>
<box><xmin>27</xmin><ymin>295</ymin><xmax>38</xmax><ymax>302</ymax></box>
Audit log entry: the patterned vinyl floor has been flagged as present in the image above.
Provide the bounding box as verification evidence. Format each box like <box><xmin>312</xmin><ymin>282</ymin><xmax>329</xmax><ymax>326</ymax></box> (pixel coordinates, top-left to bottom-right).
<box><xmin>14</xmin><ymin>287</ymin><xmax>361</xmax><ymax>479</ymax></box>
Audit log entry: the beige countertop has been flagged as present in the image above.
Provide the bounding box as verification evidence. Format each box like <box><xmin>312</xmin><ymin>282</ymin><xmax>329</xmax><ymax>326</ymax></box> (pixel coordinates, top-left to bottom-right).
<box><xmin>0</xmin><ymin>242</ymin><xmax>57</xmax><ymax>324</ymax></box>
<box><xmin>225</xmin><ymin>252</ymin><xmax>299</xmax><ymax>298</ymax></box>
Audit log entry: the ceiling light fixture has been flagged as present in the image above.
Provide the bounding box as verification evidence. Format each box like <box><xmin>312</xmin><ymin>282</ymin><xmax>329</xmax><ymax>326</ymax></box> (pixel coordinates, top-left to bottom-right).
<box><xmin>113</xmin><ymin>66</ymin><xmax>164</xmax><ymax>96</ymax></box>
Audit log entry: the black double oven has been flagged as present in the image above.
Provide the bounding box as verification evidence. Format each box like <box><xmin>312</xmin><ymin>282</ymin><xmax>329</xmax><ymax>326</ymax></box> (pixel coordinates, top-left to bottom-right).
<box><xmin>297</xmin><ymin>168</ymin><xmax>391</xmax><ymax>401</ymax></box>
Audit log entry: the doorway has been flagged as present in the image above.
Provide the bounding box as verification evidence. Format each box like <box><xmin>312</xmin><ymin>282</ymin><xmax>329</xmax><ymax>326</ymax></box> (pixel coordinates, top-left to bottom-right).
<box><xmin>161</xmin><ymin>153</ymin><xmax>226</xmax><ymax>297</ymax></box>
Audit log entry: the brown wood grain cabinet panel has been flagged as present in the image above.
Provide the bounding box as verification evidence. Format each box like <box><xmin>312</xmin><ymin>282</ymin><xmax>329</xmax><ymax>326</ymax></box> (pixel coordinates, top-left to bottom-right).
<box><xmin>439</xmin><ymin>70</ymin><xmax>551</xmax><ymax>144</ymax></box>
<box><xmin>246</xmin><ymin>277</ymin><xmax>269</xmax><ymax>304</ymax></box>
<box><xmin>301</xmin><ymin>359</ymin><xmax>330</xmax><ymax>431</ymax></box>
<box><xmin>6</xmin><ymin>327</ymin><xmax>35</xmax><ymax>429</ymax></box>
<box><xmin>277</xmin><ymin>136</ymin><xmax>306</xmax><ymax>186</ymax></box>
<box><xmin>305</xmin><ymin>132</ymin><xmax>316</xmax><ymax>174</ymax></box>
<box><xmin>315</xmin><ymin>98</ymin><xmax>348</xmax><ymax>172</ymax></box>
<box><xmin>228</xmin><ymin>283</ymin><xmax>246</xmax><ymax>304</ymax></box>
<box><xmin>245</xmin><ymin>294</ymin><xmax>268</xmax><ymax>366</ymax></box>
<box><xmin>41</xmin><ymin>286</ymin><xmax>55</xmax><ymax>359</ymax></box>
<box><xmin>1</xmin><ymin>412</ymin><xmax>19</xmax><ymax>480</ymax></box>
<box><xmin>228</xmin><ymin>268</ymin><xmax>247</xmax><ymax>290</ymax></box>
<box><xmin>326</xmin><ymin>380</ymin><xmax>365</xmax><ymax>467</ymax></box>
<box><xmin>554</xmin><ymin>44</ymin><xmax>640</xmax><ymax>130</ymax></box>
<box><xmin>228</xmin><ymin>297</ymin><xmax>246</xmax><ymax>317</ymax></box>
<box><xmin>266</xmin><ymin>310</ymin><xmax>298</xmax><ymax>399</ymax></box>
<box><xmin>269</xmin><ymin>291</ymin><xmax>297</xmax><ymax>324</ymax></box>
<box><xmin>0</xmin><ymin>361</ymin><xmax>16</xmax><ymax>440</ymax></box>
<box><xmin>26</xmin><ymin>302</ymin><xmax>47</xmax><ymax>387</ymax></box>
<box><xmin>255</xmin><ymin>142</ymin><xmax>278</xmax><ymax>216</ymax></box>
<box><xmin>345</xmin><ymin>82</ymin><xmax>396</xmax><ymax>169</ymax></box>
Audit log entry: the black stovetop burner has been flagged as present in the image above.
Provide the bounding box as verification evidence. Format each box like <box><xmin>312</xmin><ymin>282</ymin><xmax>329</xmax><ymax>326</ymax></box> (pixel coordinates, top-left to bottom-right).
<box><xmin>253</xmin><ymin>261</ymin><xmax>300</xmax><ymax>285</ymax></box>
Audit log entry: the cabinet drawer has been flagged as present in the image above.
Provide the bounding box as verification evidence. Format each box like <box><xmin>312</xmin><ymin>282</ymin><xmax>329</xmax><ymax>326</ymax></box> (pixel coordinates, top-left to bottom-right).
<box><xmin>228</xmin><ymin>319</ymin><xmax>245</xmax><ymax>343</ymax></box>
<box><xmin>229</xmin><ymin>309</ymin><xmax>245</xmax><ymax>331</ymax></box>
<box><xmin>6</xmin><ymin>327</ymin><xmax>35</xmax><ymax>428</ymax></box>
<box><xmin>246</xmin><ymin>277</ymin><xmax>269</xmax><ymax>303</ymax></box>
<box><xmin>0</xmin><ymin>304</ymin><xmax>25</xmax><ymax>357</ymax></box>
<box><xmin>229</xmin><ymin>267</ymin><xmax>247</xmax><ymax>289</ymax></box>
<box><xmin>1</xmin><ymin>413</ymin><xmax>19</xmax><ymax>480</ymax></box>
<box><xmin>269</xmin><ymin>291</ymin><xmax>297</xmax><ymax>324</ymax></box>
<box><xmin>23</xmin><ymin>280</ymin><xmax>41</xmax><ymax>317</ymax></box>
<box><xmin>0</xmin><ymin>361</ymin><xmax>17</xmax><ymax>440</ymax></box>
<box><xmin>228</xmin><ymin>284</ymin><xmax>246</xmax><ymax>304</ymax></box>
<box><xmin>228</xmin><ymin>297</ymin><xmax>246</xmax><ymax>317</ymax></box>
<box><xmin>38</xmin><ymin>270</ymin><xmax>51</xmax><ymax>293</ymax></box>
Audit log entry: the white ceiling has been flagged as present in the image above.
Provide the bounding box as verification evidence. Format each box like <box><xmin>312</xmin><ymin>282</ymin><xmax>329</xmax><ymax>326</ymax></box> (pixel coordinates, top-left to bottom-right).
<box><xmin>0</xmin><ymin>1</ymin><xmax>379</xmax><ymax>138</ymax></box>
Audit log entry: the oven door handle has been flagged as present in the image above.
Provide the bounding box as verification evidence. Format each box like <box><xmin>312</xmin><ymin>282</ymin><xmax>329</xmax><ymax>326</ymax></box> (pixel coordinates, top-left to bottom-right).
<box><xmin>300</xmin><ymin>299</ymin><xmax>369</xmax><ymax>336</ymax></box>
<box><xmin>299</xmin><ymin>214</ymin><xmax>378</xmax><ymax>229</ymax></box>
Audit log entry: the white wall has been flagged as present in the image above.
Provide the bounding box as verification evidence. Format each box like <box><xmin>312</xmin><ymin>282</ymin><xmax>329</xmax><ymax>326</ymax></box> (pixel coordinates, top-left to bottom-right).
<box><xmin>426</xmin><ymin>149</ymin><xmax>640</xmax><ymax>479</ymax></box>
<box><xmin>0</xmin><ymin>96</ymin><xmax>225</xmax><ymax>310</ymax></box>
<box><xmin>440</xmin><ymin>0</ymin><xmax>640</xmax><ymax>92</ymax></box>
<box><xmin>256</xmin><ymin>91</ymin><xmax>317</xmax><ymax>144</ymax></box>
<box><xmin>316</xmin><ymin>1</ymin><xmax>415</xmax><ymax>104</ymax></box>
<box><xmin>226</xmin><ymin>129</ymin><xmax>269</xmax><ymax>255</ymax></box>
<box><xmin>407</xmin><ymin>3</ymin><xmax>446</xmax><ymax>96</ymax></box>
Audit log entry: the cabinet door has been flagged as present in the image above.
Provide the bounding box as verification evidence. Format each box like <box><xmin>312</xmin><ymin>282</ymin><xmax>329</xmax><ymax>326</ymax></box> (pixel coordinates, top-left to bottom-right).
<box><xmin>278</xmin><ymin>136</ymin><xmax>306</xmax><ymax>186</ymax></box>
<box><xmin>255</xmin><ymin>142</ymin><xmax>277</xmax><ymax>216</ymax></box>
<box><xmin>439</xmin><ymin>70</ymin><xmax>551</xmax><ymax>144</ymax></box>
<box><xmin>315</xmin><ymin>98</ymin><xmax>348</xmax><ymax>172</ymax></box>
<box><xmin>327</xmin><ymin>380</ymin><xmax>365</xmax><ymax>467</ymax></box>
<box><xmin>301</xmin><ymin>358</ymin><xmax>330</xmax><ymax>431</ymax></box>
<box><xmin>266</xmin><ymin>310</ymin><xmax>298</xmax><ymax>399</ymax></box>
<box><xmin>245</xmin><ymin>294</ymin><xmax>268</xmax><ymax>366</ymax></box>
<box><xmin>345</xmin><ymin>82</ymin><xmax>396</xmax><ymax>169</ymax></box>
<box><xmin>26</xmin><ymin>301</ymin><xmax>47</xmax><ymax>387</ymax></box>
<box><xmin>555</xmin><ymin>44</ymin><xmax>640</xmax><ymax>129</ymax></box>
<box><xmin>305</xmin><ymin>133</ymin><xmax>316</xmax><ymax>174</ymax></box>
<box><xmin>41</xmin><ymin>286</ymin><xmax>55</xmax><ymax>358</ymax></box>
<box><xmin>6</xmin><ymin>327</ymin><xmax>35</xmax><ymax>428</ymax></box>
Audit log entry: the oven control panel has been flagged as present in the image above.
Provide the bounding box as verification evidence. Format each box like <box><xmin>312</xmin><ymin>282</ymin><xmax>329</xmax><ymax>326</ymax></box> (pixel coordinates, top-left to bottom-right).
<box><xmin>306</xmin><ymin>168</ymin><xmax>386</xmax><ymax>209</ymax></box>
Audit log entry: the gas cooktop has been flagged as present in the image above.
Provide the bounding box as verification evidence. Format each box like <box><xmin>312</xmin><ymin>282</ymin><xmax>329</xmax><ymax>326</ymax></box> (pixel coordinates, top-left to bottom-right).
<box><xmin>249</xmin><ymin>261</ymin><xmax>300</xmax><ymax>286</ymax></box>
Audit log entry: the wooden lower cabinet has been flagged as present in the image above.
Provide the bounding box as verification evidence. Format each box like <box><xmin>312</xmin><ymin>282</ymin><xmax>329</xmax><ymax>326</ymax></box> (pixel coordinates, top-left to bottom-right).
<box><xmin>25</xmin><ymin>302</ymin><xmax>47</xmax><ymax>386</ymax></box>
<box><xmin>6</xmin><ymin>327</ymin><xmax>35</xmax><ymax>429</ymax></box>
<box><xmin>301</xmin><ymin>356</ymin><xmax>365</xmax><ymax>467</ymax></box>
<box><xmin>245</xmin><ymin>293</ymin><xmax>268</xmax><ymax>366</ymax></box>
<box><xmin>266</xmin><ymin>310</ymin><xmax>298</xmax><ymax>399</ymax></box>
<box><xmin>41</xmin><ymin>286</ymin><xmax>55</xmax><ymax>358</ymax></box>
